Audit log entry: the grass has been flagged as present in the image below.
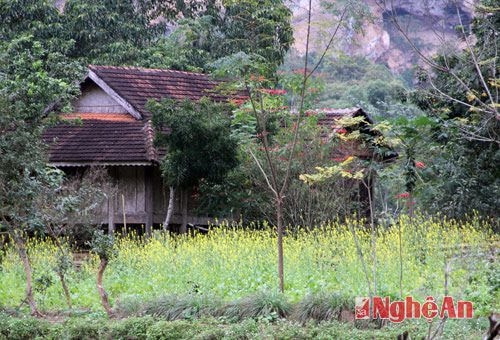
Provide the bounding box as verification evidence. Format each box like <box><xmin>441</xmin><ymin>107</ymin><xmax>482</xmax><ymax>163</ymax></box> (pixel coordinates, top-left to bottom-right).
<box><xmin>222</xmin><ymin>290</ymin><xmax>292</xmax><ymax>321</ymax></box>
<box><xmin>292</xmin><ymin>291</ymin><xmax>353</xmax><ymax>324</ymax></box>
<box><xmin>0</xmin><ymin>215</ymin><xmax>498</xmax><ymax>319</ymax></box>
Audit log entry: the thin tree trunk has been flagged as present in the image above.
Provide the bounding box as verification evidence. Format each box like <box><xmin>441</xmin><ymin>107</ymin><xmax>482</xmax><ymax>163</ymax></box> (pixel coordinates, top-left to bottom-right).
<box><xmin>180</xmin><ymin>189</ymin><xmax>188</xmax><ymax>234</ymax></box>
<box><xmin>58</xmin><ymin>272</ymin><xmax>72</xmax><ymax>308</ymax></box>
<box><xmin>163</xmin><ymin>186</ymin><xmax>175</xmax><ymax>232</ymax></box>
<box><xmin>408</xmin><ymin>191</ymin><xmax>414</xmax><ymax>219</ymax></box>
<box><xmin>13</xmin><ymin>233</ymin><xmax>41</xmax><ymax>316</ymax></box>
<box><xmin>108</xmin><ymin>196</ymin><xmax>115</xmax><ymax>235</ymax></box>
<box><xmin>366</xmin><ymin>177</ymin><xmax>377</xmax><ymax>297</ymax></box>
<box><xmin>46</xmin><ymin>224</ymin><xmax>72</xmax><ymax>309</ymax></box>
<box><xmin>97</xmin><ymin>257</ymin><xmax>113</xmax><ymax>317</ymax></box>
<box><xmin>348</xmin><ymin>221</ymin><xmax>373</xmax><ymax>298</ymax></box>
<box><xmin>398</xmin><ymin>220</ymin><xmax>403</xmax><ymax>299</ymax></box>
<box><xmin>276</xmin><ymin>197</ymin><xmax>284</xmax><ymax>292</ymax></box>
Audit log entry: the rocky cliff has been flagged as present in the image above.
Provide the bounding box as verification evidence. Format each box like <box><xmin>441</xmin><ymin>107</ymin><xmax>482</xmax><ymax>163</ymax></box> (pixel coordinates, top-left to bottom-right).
<box><xmin>290</xmin><ymin>0</ymin><xmax>476</xmax><ymax>73</ymax></box>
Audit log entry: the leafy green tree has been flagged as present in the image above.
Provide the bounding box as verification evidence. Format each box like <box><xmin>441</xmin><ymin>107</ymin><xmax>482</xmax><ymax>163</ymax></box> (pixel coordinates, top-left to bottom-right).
<box><xmin>282</xmin><ymin>52</ymin><xmax>410</xmax><ymax>119</ymax></box>
<box><xmin>0</xmin><ymin>0</ymin><xmax>82</xmax><ymax>315</ymax></box>
<box><xmin>404</xmin><ymin>1</ymin><xmax>499</xmax><ymax>218</ymax></box>
<box><xmin>141</xmin><ymin>0</ymin><xmax>293</xmax><ymax>74</ymax></box>
<box><xmin>89</xmin><ymin>230</ymin><xmax>117</xmax><ymax>317</ymax></box>
<box><xmin>148</xmin><ymin>98</ymin><xmax>239</xmax><ymax>232</ymax></box>
<box><xmin>214</xmin><ymin>0</ymin><xmax>293</xmax><ymax>75</ymax></box>
<box><xmin>63</xmin><ymin>0</ymin><xmax>163</xmax><ymax>65</ymax></box>
<box><xmin>0</xmin><ymin>4</ymin><xmax>83</xmax><ymax>314</ymax></box>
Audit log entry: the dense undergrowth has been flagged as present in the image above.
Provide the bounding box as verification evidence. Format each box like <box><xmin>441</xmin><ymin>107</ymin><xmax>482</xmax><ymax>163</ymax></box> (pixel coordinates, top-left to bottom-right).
<box><xmin>0</xmin><ymin>215</ymin><xmax>498</xmax><ymax>321</ymax></box>
<box><xmin>0</xmin><ymin>312</ymin><xmax>491</xmax><ymax>340</ymax></box>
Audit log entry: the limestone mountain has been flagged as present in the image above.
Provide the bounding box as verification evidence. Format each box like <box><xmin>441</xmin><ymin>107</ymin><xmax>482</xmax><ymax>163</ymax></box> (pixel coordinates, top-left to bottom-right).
<box><xmin>290</xmin><ymin>0</ymin><xmax>476</xmax><ymax>73</ymax></box>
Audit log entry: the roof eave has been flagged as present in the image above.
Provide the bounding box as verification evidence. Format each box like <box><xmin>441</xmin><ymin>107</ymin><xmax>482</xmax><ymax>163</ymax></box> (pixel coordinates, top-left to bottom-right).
<box><xmin>49</xmin><ymin>161</ymin><xmax>156</xmax><ymax>167</ymax></box>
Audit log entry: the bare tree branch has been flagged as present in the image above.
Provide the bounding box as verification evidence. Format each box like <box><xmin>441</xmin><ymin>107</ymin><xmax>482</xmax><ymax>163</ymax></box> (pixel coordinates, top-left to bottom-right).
<box><xmin>281</xmin><ymin>3</ymin><xmax>348</xmax><ymax>196</ymax></box>
<box><xmin>455</xmin><ymin>5</ymin><xmax>497</xmax><ymax>115</ymax></box>
<box><xmin>245</xmin><ymin>82</ymin><xmax>280</xmax><ymax>191</ymax></box>
<box><xmin>385</xmin><ymin>0</ymin><xmax>498</xmax><ymax>121</ymax></box>
<box><xmin>248</xmin><ymin>147</ymin><xmax>278</xmax><ymax>196</ymax></box>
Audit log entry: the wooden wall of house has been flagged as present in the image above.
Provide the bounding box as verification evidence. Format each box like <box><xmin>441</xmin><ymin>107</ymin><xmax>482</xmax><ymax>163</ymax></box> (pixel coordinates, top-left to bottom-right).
<box><xmin>113</xmin><ymin>167</ymin><xmax>147</xmax><ymax>223</ymax></box>
<box><xmin>73</xmin><ymin>81</ymin><xmax>128</xmax><ymax>114</ymax></box>
<box><xmin>102</xmin><ymin>165</ymin><xmax>213</xmax><ymax>232</ymax></box>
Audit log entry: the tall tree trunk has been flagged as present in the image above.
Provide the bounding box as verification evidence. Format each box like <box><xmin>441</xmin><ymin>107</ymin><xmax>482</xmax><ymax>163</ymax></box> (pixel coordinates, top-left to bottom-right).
<box><xmin>97</xmin><ymin>257</ymin><xmax>113</xmax><ymax>317</ymax></box>
<box><xmin>180</xmin><ymin>189</ymin><xmax>188</xmax><ymax>234</ymax></box>
<box><xmin>13</xmin><ymin>233</ymin><xmax>41</xmax><ymax>316</ymax></box>
<box><xmin>276</xmin><ymin>197</ymin><xmax>284</xmax><ymax>292</ymax></box>
<box><xmin>163</xmin><ymin>186</ymin><xmax>175</xmax><ymax>232</ymax></box>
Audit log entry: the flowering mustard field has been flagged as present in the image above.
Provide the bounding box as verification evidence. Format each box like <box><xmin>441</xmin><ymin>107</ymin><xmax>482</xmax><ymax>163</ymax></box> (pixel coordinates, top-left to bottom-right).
<box><xmin>0</xmin><ymin>216</ymin><xmax>498</xmax><ymax>314</ymax></box>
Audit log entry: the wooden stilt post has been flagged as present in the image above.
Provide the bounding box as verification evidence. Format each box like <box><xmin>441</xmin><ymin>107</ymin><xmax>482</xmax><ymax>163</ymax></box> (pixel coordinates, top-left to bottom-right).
<box><xmin>121</xmin><ymin>194</ymin><xmax>127</xmax><ymax>235</ymax></box>
<box><xmin>145</xmin><ymin>167</ymin><xmax>154</xmax><ymax>237</ymax></box>
<box><xmin>108</xmin><ymin>196</ymin><xmax>115</xmax><ymax>235</ymax></box>
<box><xmin>180</xmin><ymin>189</ymin><xmax>188</xmax><ymax>234</ymax></box>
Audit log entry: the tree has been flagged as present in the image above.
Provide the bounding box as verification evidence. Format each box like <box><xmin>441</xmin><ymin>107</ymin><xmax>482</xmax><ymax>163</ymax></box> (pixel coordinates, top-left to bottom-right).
<box><xmin>0</xmin><ymin>1</ymin><xmax>82</xmax><ymax>313</ymax></box>
<box><xmin>228</xmin><ymin>90</ymin><xmax>369</xmax><ymax>226</ymax></box>
<box><xmin>63</xmin><ymin>0</ymin><xmax>163</xmax><ymax>65</ymax></box>
<box><xmin>34</xmin><ymin>167</ymin><xmax>116</xmax><ymax>308</ymax></box>
<box><xmin>90</xmin><ymin>230</ymin><xmax>117</xmax><ymax>317</ymax></box>
<box><xmin>138</xmin><ymin>0</ymin><xmax>294</xmax><ymax>75</ymax></box>
<box><xmin>211</xmin><ymin>0</ymin><xmax>373</xmax><ymax>292</ymax></box>
<box><xmin>213</xmin><ymin>0</ymin><xmax>294</xmax><ymax>75</ymax></box>
<box><xmin>148</xmin><ymin>98</ymin><xmax>239</xmax><ymax>232</ymax></box>
<box><xmin>384</xmin><ymin>0</ymin><xmax>499</xmax><ymax>218</ymax></box>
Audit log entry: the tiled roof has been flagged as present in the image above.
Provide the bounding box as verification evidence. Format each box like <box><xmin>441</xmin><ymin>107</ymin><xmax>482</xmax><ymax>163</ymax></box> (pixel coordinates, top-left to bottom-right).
<box><xmin>312</xmin><ymin>108</ymin><xmax>373</xmax><ymax>159</ymax></box>
<box><xmin>43</xmin><ymin>113</ymin><xmax>155</xmax><ymax>165</ymax></box>
<box><xmin>44</xmin><ymin>65</ymin><xmax>248</xmax><ymax>166</ymax></box>
<box><xmin>89</xmin><ymin>65</ymin><xmax>247</xmax><ymax>119</ymax></box>
<box><xmin>314</xmin><ymin>107</ymin><xmax>373</xmax><ymax>128</ymax></box>
<box><xmin>312</xmin><ymin>107</ymin><xmax>397</xmax><ymax>161</ymax></box>
<box><xmin>43</xmin><ymin>66</ymin><xmax>392</xmax><ymax>166</ymax></box>
<box><xmin>59</xmin><ymin>113</ymin><xmax>137</xmax><ymax>122</ymax></box>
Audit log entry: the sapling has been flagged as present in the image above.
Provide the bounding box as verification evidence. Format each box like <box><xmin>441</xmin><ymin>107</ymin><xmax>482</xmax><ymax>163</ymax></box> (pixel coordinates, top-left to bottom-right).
<box><xmin>89</xmin><ymin>230</ymin><xmax>117</xmax><ymax>317</ymax></box>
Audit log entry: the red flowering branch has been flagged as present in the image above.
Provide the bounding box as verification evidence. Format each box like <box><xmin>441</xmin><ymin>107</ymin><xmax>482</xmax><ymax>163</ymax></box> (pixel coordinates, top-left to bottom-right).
<box><xmin>260</xmin><ymin>89</ymin><xmax>287</xmax><ymax>96</ymax></box>
<box><xmin>415</xmin><ymin>161</ymin><xmax>426</xmax><ymax>169</ymax></box>
<box><xmin>396</xmin><ymin>192</ymin><xmax>410</xmax><ymax>199</ymax></box>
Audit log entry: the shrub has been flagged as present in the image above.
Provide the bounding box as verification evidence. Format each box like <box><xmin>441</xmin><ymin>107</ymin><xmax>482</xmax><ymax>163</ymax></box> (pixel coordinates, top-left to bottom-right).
<box><xmin>224</xmin><ymin>318</ymin><xmax>260</xmax><ymax>338</ymax></box>
<box><xmin>145</xmin><ymin>320</ymin><xmax>199</xmax><ymax>340</ymax></box>
<box><xmin>191</xmin><ymin>323</ymin><xmax>226</xmax><ymax>340</ymax></box>
<box><xmin>62</xmin><ymin>317</ymin><xmax>108</xmax><ymax>340</ymax></box>
<box><xmin>222</xmin><ymin>290</ymin><xmax>291</xmax><ymax>321</ymax></box>
<box><xmin>0</xmin><ymin>315</ymin><xmax>51</xmax><ymax>340</ymax></box>
<box><xmin>0</xmin><ymin>314</ymin><xmax>9</xmax><ymax>338</ymax></box>
<box><xmin>269</xmin><ymin>319</ymin><xmax>309</xmax><ymax>339</ymax></box>
<box><xmin>108</xmin><ymin>316</ymin><xmax>155</xmax><ymax>340</ymax></box>
<box><xmin>292</xmin><ymin>292</ymin><xmax>354</xmax><ymax>324</ymax></box>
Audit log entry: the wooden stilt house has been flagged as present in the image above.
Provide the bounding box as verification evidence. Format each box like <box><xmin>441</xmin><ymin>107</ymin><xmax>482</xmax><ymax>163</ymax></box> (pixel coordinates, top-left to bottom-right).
<box><xmin>43</xmin><ymin>65</ymin><xmax>395</xmax><ymax>234</ymax></box>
